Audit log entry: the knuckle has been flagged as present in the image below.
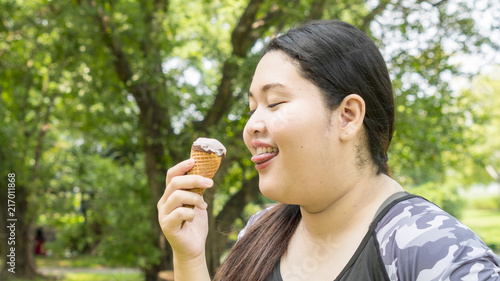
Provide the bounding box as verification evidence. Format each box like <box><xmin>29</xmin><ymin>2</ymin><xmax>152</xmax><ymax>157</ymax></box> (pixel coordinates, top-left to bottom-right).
<box><xmin>171</xmin><ymin>190</ymin><xmax>192</xmax><ymax>204</ymax></box>
<box><xmin>168</xmin><ymin>189</ymin><xmax>182</xmax><ymax>201</ymax></box>
<box><xmin>182</xmin><ymin>208</ymin><xmax>195</xmax><ymax>221</ymax></box>
<box><xmin>168</xmin><ymin>176</ymin><xmax>182</xmax><ymax>188</ymax></box>
<box><xmin>157</xmin><ymin>198</ymin><xmax>165</xmax><ymax>210</ymax></box>
<box><xmin>173</xmin><ymin>206</ymin><xmax>189</xmax><ymax>219</ymax></box>
<box><xmin>166</xmin><ymin>167</ymin><xmax>175</xmax><ymax>179</ymax></box>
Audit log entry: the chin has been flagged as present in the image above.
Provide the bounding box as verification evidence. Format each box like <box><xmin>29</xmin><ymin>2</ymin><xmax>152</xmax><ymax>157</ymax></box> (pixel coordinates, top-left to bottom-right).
<box><xmin>258</xmin><ymin>178</ymin><xmax>285</xmax><ymax>202</ymax></box>
<box><xmin>259</xmin><ymin>184</ymin><xmax>301</xmax><ymax>207</ymax></box>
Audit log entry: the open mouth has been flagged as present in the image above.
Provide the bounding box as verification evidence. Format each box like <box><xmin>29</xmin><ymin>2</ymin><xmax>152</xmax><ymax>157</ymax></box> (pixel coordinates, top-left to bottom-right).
<box><xmin>251</xmin><ymin>147</ymin><xmax>279</xmax><ymax>167</ymax></box>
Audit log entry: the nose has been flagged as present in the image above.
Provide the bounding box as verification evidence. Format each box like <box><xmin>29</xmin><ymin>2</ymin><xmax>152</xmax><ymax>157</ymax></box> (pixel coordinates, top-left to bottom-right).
<box><xmin>244</xmin><ymin>109</ymin><xmax>266</xmax><ymax>136</ymax></box>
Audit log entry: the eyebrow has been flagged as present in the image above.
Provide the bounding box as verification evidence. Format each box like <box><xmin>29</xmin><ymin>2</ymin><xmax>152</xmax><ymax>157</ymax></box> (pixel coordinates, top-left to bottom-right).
<box><xmin>248</xmin><ymin>82</ymin><xmax>287</xmax><ymax>98</ymax></box>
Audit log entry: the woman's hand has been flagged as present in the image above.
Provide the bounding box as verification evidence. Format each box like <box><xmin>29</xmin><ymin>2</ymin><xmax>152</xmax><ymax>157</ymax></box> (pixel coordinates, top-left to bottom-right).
<box><xmin>157</xmin><ymin>158</ymin><xmax>213</xmax><ymax>261</ymax></box>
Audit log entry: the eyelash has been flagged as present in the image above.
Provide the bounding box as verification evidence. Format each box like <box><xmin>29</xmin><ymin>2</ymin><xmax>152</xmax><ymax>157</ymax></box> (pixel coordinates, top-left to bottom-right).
<box><xmin>268</xmin><ymin>102</ymin><xmax>283</xmax><ymax>109</ymax></box>
<box><xmin>247</xmin><ymin>102</ymin><xmax>283</xmax><ymax>116</ymax></box>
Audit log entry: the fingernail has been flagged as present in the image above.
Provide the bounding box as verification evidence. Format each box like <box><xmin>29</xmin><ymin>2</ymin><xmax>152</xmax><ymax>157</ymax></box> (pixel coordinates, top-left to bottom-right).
<box><xmin>204</xmin><ymin>178</ymin><xmax>213</xmax><ymax>187</ymax></box>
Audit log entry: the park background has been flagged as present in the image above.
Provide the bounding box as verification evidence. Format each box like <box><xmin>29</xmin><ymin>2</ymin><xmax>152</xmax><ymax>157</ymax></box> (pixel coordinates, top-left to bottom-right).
<box><xmin>1</xmin><ymin>0</ymin><xmax>499</xmax><ymax>280</ymax></box>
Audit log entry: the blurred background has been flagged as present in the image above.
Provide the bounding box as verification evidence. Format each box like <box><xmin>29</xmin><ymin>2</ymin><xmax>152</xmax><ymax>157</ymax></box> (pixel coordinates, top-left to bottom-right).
<box><xmin>0</xmin><ymin>0</ymin><xmax>499</xmax><ymax>280</ymax></box>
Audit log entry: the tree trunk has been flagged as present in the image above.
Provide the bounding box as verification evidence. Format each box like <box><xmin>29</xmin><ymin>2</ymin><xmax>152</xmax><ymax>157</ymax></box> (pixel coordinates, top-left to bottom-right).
<box><xmin>138</xmin><ymin>102</ymin><xmax>172</xmax><ymax>281</ymax></box>
<box><xmin>0</xmin><ymin>176</ymin><xmax>11</xmax><ymax>278</ymax></box>
<box><xmin>206</xmin><ymin>175</ymin><xmax>260</xmax><ymax>274</ymax></box>
<box><xmin>0</xmin><ymin>183</ymin><xmax>38</xmax><ymax>280</ymax></box>
<box><xmin>143</xmin><ymin>265</ymin><xmax>161</xmax><ymax>281</ymax></box>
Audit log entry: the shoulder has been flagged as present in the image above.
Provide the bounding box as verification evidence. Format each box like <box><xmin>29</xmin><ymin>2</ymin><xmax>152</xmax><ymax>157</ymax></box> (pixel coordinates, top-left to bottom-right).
<box><xmin>237</xmin><ymin>205</ymin><xmax>275</xmax><ymax>241</ymax></box>
<box><xmin>375</xmin><ymin>196</ymin><xmax>500</xmax><ymax>281</ymax></box>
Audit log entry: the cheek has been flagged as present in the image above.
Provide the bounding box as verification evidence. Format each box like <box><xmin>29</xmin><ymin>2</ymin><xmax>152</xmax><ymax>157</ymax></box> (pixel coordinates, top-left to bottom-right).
<box><xmin>277</xmin><ymin>111</ymin><xmax>333</xmax><ymax>170</ymax></box>
<box><xmin>269</xmin><ymin>103</ymin><xmax>327</xmax><ymax>141</ymax></box>
<box><xmin>267</xmin><ymin>104</ymin><xmax>299</xmax><ymax>132</ymax></box>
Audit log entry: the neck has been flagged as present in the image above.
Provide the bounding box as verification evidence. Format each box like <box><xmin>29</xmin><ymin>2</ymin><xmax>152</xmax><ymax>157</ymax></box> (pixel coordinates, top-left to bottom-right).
<box><xmin>298</xmin><ymin>173</ymin><xmax>403</xmax><ymax>240</ymax></box>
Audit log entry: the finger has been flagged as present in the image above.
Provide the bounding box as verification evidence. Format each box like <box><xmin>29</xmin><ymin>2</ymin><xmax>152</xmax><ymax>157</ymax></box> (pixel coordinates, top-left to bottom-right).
<box><xmin>159</xmin><ymin>159</ymin><xmax>196</xmax><ymax>206</ymax></box>
<box><xmin>160</xmin><ymin>206</ymin><xmax>196</xmax><ymax>231</ymax></box>
<box><xmin>166</xmin><ymin>158</ymin><xmax>195</xmax><ymax>184</ymax></box>
<box><xmin>158</xmin><ymin>174</ymin><xmax>213</xmax><ymax>207</ymax></box>
<box><xmin>160</xmin><ymin>189</ymin><xmax>208</xmax><ymax>216</ymax></box>
<box><xmin>169</xmin><ymin>175</ymin><xmax>213</xmax><ymax>192</ymax></box>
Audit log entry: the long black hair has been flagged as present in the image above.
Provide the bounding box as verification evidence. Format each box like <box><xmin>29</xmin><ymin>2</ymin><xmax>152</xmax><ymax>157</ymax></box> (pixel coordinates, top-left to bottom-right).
<box><xmin>215</xmin><ymin>20</ymin><xmax>395</xmax><ymax>281</ymax></box>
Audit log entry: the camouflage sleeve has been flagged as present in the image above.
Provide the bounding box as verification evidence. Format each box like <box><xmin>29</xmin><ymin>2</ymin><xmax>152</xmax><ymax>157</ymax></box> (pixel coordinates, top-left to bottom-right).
<box><xmin>375</xmin><ymin>197</ymin><xmax>500</xmax><ymax>281</ymax></box>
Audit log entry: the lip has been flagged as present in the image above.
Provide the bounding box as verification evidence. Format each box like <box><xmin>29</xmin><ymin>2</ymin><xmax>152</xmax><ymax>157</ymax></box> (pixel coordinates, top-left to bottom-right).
<box><xmin>250</xmin><ymin>140</ymin><xmax>279</xmax><ymax>170</ymax></box>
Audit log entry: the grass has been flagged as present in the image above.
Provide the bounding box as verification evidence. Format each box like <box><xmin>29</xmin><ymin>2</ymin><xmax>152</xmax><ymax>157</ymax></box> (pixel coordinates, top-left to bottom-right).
<box><xmin>461</xmin><ymin>208</ymin><xmax>500</xmax><ymax>254</ymax></box>
<box><xmin>6</xmin><ymin>273</ymin><xmax>143</xmax><ymax>281</ymax></box>
<box><xmin>36</xmin><ymin>255</ymin><xmax>121</xmax><ymax>269</ymax></box>
<box><xmin>54</xmin><ymin>273</ymin><xmax>142</xmax><ymax>281</ymax></box>
<box><xmin>1</xmin><ymin>256</ymin><xmax>144</xmax><ymax>281</ymax></box>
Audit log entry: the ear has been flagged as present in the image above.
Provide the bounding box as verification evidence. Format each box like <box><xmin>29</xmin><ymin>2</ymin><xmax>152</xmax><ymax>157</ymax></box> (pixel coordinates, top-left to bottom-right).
<box><xmin>338</xmin><ymin>94</ymin><xmax>365</xmax><ymax>142</ymax></box>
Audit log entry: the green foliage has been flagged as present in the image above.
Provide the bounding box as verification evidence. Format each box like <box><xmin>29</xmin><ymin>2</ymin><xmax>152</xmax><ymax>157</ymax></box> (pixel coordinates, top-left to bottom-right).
<box><xmin>40</xmin><ymin>150</ymin><xmax>157</xmax><ymax>267</ymax></box>
<box><xmin>407</xmin><ymin>181</ymin><xmax>465</xmax><ymax>219</ymax></box>
<box><xmin>462</xmin><ymin>209</ymin><xmax>500</xmax><ymax>253</ymax></box>
<box><xmin>467</xmin><ymin>194</ymin><xmax>500</xmax><ymax>211</ymax></box>
<box><xmin>461</xmin><ymin>184</ymin><xmax>500</xmax><ymax>211</ymax></box>
<box><xmin>459</xmin><ymin>71</ymin><xmax>500</xmax><ymax>185</ymax></box>
<box><xmin>2</xmin><ymin>0</ymin><xmax>500</xmax><ymax>277</ymax></box>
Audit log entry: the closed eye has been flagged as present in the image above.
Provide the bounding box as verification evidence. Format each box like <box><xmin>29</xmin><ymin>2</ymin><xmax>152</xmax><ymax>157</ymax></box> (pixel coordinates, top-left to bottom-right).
<box><xmin>247</xmin><ymin>102</ymin><xmax>284</xmax><ymax>116</ymax></box>
<box><xmin>268</xmin><ymin>102</ymin><xmax>284</xmax><ymax>109</ymax></box>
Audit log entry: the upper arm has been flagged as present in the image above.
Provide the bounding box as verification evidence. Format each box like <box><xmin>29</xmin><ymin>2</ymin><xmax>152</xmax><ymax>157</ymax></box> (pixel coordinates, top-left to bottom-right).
<box><xmin>376</xmin><ymin>200</ymin><xmax>500</xmax><ymax>281</ymax></box>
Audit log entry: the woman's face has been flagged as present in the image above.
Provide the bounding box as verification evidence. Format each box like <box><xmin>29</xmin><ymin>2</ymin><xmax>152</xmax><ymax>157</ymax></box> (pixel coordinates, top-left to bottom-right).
<box><xmin>243</xmin><ymin>51</ymin><xmax>353</xmax><ymax>209</ymax></box>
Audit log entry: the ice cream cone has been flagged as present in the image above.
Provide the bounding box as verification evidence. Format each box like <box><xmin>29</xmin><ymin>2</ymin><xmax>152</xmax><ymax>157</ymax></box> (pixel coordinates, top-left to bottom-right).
<box><xmin>186</xmin><ymin>149</ymin><xmax>223</xmax><ymax>197</ymax></box>
<box><xmin>181</xmin><ymin>137</ymin><xmax>226</xmax><ymax>227</ymax></box>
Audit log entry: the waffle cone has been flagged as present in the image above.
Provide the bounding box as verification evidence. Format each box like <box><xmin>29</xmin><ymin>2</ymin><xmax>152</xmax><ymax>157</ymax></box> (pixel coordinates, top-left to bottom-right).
<box><xmin>185</xmin><ymin>150</ymin><xmax>222</xmax><ymax>200</ymax></box>
<box><xmin>187</xmin><ymin>150</ymin><xmax>223</xmax><ymax>179</ymax></box>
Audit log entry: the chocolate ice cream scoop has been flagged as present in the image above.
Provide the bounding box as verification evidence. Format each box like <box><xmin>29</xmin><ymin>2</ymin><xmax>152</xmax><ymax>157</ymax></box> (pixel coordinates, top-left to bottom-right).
<box><xmin>192</xmin><ymin>137</ymin><xmax>226</xmax><ymax>158</ymax></box>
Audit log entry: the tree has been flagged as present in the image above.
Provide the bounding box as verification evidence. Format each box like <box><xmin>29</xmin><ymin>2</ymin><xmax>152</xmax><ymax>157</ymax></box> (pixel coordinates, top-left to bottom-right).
<box><xmin>0</xmin><ymin>1</ymin><xmax>81</xmax><ymax>278</ymax></box>
<box><xmin>450</xmin><ymin>69</ymin><xmax>500</xmax><ymax>186</ymax></box>
<box><xmin>373</xmin><ymin>0</ymin><xmax>500</xmax><ymax>186</ymax></box>
<box><xmin>2</xmin><ymin>0</ymin><xmax>499</xmax><ymax>280</ymax></box>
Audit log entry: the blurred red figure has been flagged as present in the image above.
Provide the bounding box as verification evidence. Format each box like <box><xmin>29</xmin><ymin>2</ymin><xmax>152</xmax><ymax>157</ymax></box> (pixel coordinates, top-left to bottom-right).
<box><xmin>34</xmin><ymin>227</ymin><xmax>46</xmax><ymax>256</ymax></box>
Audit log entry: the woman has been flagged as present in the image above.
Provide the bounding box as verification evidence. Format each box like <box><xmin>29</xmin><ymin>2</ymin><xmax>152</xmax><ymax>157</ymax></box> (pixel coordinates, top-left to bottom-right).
<box><xmin>157</xmin><ymin>20</ymin><xmax>500</xmax><ymax>281</ymax></box>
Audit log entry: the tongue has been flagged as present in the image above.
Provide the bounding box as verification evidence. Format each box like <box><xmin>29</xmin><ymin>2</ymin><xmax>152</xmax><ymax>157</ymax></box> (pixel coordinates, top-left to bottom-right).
<box><xmin>251</xmin><ymin>152</ymin><xmax>278</xmax><ymax>164</ymax></box>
